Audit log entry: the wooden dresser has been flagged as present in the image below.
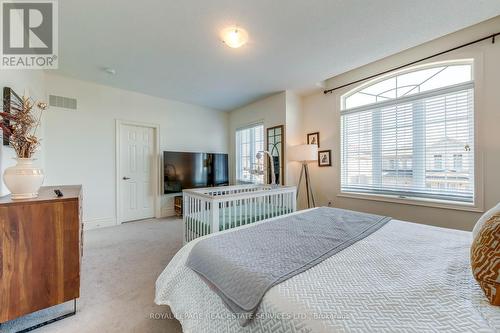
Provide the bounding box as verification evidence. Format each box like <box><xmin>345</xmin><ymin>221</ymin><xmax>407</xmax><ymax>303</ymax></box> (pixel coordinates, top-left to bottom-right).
<box><xmin>0</xmin><ymin>185</ymin><xmax>82</xmax><ymax>323</ymax></box>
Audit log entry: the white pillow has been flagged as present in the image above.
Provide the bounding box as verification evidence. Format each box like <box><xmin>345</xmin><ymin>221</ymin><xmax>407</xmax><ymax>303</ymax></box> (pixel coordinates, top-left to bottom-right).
<box><xmin>472</xmin><ymin>202</ymin><xmax>500</xmax><ymax>239</ymax></box>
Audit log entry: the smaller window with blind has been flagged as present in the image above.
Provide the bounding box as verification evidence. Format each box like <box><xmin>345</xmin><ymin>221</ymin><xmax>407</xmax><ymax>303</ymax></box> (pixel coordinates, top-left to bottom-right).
<box><xmin>341</xmin><ymin>60</ymin><xmax>475</xmax><ymax>204</ymax></box>
<box><xmin>236</xmin><ymin>124</ymin><xmax>264</xmax><ymax>184</ymax></box>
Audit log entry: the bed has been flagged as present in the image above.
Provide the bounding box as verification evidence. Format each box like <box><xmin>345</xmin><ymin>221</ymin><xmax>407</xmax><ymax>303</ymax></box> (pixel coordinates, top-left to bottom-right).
<box><xmin>155</xmin><ymin>208</ymin><xmax>500</xmax><ymax>332</ymax></box>
<box><xmin>182</xmin><ymin>185</ymin><xmax>296</xmax><ymax>243</ymax></box>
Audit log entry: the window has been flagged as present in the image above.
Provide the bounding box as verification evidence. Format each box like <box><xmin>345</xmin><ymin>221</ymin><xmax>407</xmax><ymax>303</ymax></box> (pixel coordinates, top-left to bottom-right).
<box><xmin>341</xmin><ymin>60</ymin><xmax>475</xmax><ymax>204</ymax></box>
<box><xmin>236</xmin><ymin>124</ymin><xmax>264</xmax><ymax>183</ymax></box>
<box><xmin>453</xmin><ymin>154</ymin><xmax>463</xmax><ymax>171</ymax></box>
<box><xmin>434</xmin><ymin>155</ymin><xmax>443</xmax><ymax>170</ymax></box>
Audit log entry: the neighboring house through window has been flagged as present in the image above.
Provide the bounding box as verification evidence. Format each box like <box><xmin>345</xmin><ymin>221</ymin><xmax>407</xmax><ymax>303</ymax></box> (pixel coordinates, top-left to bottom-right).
<box><xmin>341</xmin><ymin>60</ymin><xmax>475</xmax><ymax>204</ymax></box>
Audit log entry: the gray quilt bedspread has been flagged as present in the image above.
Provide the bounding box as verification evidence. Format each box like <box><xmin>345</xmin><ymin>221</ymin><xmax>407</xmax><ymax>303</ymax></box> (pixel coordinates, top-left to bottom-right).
<box><xmin>186</xmin><ymin>207</ymin><xmax>391</xmax><ymax>325</ymax></box>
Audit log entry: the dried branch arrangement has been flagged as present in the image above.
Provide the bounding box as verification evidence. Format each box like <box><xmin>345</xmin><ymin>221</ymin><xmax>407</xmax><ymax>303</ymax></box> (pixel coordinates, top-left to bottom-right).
<box><xmin>0</xmin><ymin>95</ymin><xmax>47</xmax><ymax>158</ymax></box>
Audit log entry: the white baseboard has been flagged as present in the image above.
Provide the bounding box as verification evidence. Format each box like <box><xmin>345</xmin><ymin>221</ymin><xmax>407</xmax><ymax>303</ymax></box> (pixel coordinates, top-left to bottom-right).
<box><xmin>161</xmin><ymin>208</ymin><xmax>176</xmax><ymax>218</ymax></box>
<box><xmin>83</xmin><ymin>217</ymin><xmax>117</xmax><ymax>230</ymax></box>
<box><xmin>83</xmin><ymin>212</ymin><xmax>178</xmax><ymax>230</ymax></box>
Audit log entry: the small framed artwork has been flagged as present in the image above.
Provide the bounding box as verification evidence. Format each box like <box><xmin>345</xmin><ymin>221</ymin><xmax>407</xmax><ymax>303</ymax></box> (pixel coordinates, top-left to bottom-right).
<box><xmin>318</xmin><ymin>150</ymin><xmax>332</xmax><ymax>167</ymax></box>
<box><xmin>2</xmin><ymin>87</ymin><xmax>22</xmax><ymax>146</ymax></box>
<box><xmin>307</xmin><ymin>132</ymin><xmax>320</xmax><ymax>147</ymax></box>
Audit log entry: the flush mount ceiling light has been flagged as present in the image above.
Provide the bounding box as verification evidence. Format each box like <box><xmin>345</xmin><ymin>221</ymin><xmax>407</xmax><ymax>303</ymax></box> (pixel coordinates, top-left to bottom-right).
<box><xmin>220</xmin><ymin>26</ymin><xmax>248</xmax><ymax>48</ymax></box>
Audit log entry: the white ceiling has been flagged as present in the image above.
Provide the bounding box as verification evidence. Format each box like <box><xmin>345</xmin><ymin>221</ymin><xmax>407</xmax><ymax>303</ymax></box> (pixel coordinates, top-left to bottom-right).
<box><xmin>55</xmin><ymin>0</ymin><xmax>500</xmax><ymax>111</ymax></box>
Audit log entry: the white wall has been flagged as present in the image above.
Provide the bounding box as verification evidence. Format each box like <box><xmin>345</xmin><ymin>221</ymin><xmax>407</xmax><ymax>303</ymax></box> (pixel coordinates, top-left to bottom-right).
<box><xmin>301</xmin><ymin>16</ymin><xmax>500</xmax><ymax>231</ymax></box>
<box><xmin>227</xmin><ymin>91</ymin><xmax>306</xmax><ymax>188</ymax></box>
<box><xmin>43</xmin><ymin>74</ymin><xmax>228</xmax><ymax>229</ymax></box>
<box><xmin>284</xmin><ymin>91</ymin><xmax>304</xmax><ymax>190</ymax></box>
<box><xmin>0</xmin><ymin>71</ymin><xmax>46</xmax><ymax>196</ymax></box>
<box><xmin>227</xmin><ymin>92</ymin><xmax>287</xmax><ymax>183</ymax></box>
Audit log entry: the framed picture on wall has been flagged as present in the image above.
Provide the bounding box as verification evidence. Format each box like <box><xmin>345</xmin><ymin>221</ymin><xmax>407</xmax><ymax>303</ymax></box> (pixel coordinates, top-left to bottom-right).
<box><xmin>318</xmin><ymin>150</ymin><xmax>332</xmax><ymax>167</ymax></box>
<box><xmin>2</xmin><ymin>87</ymin><xmax>22</xmax><ymax>146</ymax></box>
<box><xmin>307</xmin><ymin>132</ymin><xmax>320</xmax><ymax>147</ymax></box>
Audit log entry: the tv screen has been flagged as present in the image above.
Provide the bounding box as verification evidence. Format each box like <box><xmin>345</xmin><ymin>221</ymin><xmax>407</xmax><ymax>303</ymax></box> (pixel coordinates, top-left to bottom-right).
<box><xmin>163</xmin><ymin>151</ymin><xmax>228</xmax><ymax>194</ymax></box>
<box><xmin>209</xmin><ymin>153</ymin><xmax>229</xmax><ymax>187</ymax></box>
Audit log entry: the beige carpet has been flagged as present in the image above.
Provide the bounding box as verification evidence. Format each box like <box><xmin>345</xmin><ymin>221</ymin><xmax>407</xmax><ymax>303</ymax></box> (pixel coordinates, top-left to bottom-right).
<box><xmin>4</xmin><ymin>218</ymin><xmax>184</xmax><ymax>333</ymax></box>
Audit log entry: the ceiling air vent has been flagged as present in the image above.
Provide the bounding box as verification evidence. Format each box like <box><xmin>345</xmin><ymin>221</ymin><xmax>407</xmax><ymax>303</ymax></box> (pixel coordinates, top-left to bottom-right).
<box><xmin>49</xmin><ymin>95</ymin><xmax>77</xmax><ymax>110</ymax></box>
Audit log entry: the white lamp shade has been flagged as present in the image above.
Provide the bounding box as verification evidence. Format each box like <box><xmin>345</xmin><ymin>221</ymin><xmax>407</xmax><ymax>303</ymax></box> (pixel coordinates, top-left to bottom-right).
<box><xmin>289</xmin><ymin>144</ymin><xmax>318</xmax><ymax>162</ymax></box>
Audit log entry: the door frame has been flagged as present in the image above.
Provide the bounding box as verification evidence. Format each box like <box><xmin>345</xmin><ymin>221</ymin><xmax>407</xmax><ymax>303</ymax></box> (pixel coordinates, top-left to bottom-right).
<box><xmin>115</xmin><ymin>119</ymin><xmax>161</xmax><ymax>224</ymax></box>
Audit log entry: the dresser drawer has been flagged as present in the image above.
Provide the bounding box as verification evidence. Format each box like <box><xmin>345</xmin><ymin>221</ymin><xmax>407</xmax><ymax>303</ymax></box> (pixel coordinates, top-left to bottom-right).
<box><xmin>0</xmin><ymin>185</ymin><xmax>82</xmax><ymax>323</ymax></box>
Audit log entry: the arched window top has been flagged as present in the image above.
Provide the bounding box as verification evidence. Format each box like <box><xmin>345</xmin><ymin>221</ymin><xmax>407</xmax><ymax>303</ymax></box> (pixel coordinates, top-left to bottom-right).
<box><xmin>342</xmin><ymin>60</ymin><xmax>473</xmax><ymax>110</ymax></box>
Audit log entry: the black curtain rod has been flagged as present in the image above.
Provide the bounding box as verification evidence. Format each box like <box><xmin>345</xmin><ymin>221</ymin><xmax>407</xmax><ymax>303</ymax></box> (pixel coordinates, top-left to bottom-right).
<box><xmin>323</xmin><ymin>32</ymin><xmax>499</xmax><ymax>95</ymax></box>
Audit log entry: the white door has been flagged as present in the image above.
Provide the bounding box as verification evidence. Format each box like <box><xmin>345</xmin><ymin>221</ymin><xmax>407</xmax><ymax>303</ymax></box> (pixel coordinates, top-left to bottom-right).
<box><xmin>118</xmin><ymin>124</ymin><xmax>155</xmax><ymax>222</ymax></box>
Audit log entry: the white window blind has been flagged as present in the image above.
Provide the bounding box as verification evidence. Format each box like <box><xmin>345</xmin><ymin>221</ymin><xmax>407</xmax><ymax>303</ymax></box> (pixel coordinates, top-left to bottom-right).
<box><xmin>236</xmin><ymin>124</ymin><xmax>264</xmax><ymax>184</ymax></box>
<box><xmin>341</xmin><ymin>62</ymin><xmax>474</xmax><ymax>204</ymax></box>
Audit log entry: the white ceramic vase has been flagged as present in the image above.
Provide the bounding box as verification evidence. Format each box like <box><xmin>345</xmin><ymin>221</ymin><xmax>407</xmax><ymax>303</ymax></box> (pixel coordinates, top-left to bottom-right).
<box><xmin>3</xmin><ymin>158</ymin><xmax>44</xmax><ymax>199</ymax></box>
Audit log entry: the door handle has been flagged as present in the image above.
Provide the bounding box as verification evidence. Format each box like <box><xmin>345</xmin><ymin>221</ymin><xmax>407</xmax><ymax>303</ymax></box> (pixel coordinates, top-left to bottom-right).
<box><xmin>122</xmin><ymin>177</ymin><xmax>130</xmax><ymax>180</ymax></box>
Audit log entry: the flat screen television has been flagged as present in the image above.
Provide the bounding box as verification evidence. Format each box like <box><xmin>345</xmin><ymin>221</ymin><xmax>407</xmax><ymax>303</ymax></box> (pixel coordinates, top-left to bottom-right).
<box><xmin>163</xmin><ymin>151</ymin><xmax>229</xmax><ymax>194</ymax></box>
<box><xmin>208</xmin><ymin>153</ymin><xmax>229</xmax><ymax>186</ymax></box>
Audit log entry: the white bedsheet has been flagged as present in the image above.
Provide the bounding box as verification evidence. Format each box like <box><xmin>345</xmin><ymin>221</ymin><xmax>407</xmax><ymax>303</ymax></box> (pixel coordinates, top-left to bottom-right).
<box><xmin>155</xmin><ymin>210</ymin><xmax>500</xmax><ymax>333</ymax></box>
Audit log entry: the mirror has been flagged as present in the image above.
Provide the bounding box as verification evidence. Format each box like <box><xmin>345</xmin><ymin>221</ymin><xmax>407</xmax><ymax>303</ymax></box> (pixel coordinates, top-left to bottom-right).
<box><xmin>266</xmin><ymin>125</ymin><xmax>285</xmax><ymax>185</ymax></box>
